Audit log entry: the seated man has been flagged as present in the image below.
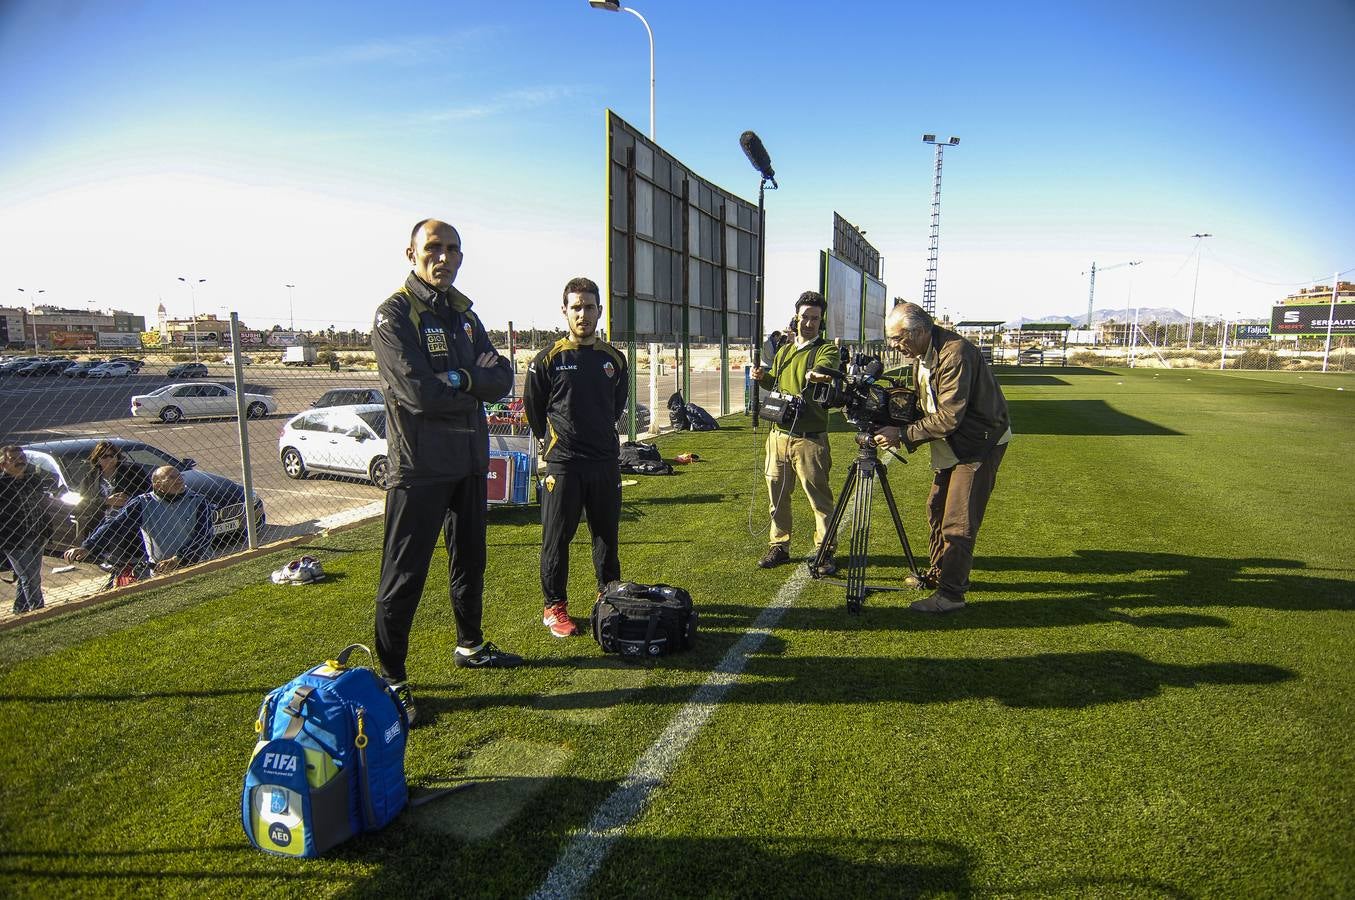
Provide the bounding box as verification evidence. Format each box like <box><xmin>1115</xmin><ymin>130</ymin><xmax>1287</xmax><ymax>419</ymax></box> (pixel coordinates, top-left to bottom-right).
<box><xmin>64</xmin><ymin>466</ymin><xmax>215</xmax><ymax>578</ymax></box>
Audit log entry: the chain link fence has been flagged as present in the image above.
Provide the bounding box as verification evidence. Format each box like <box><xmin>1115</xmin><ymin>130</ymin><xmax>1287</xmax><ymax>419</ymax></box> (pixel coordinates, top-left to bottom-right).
<box><xmin>1065</xmin><ymin>322</ymin><xmax>1355</xmax><ymax>371</ymax></box>
<box><xmin>1</xmin><ymin>324</ymin><xmax>754</xmax><ymax>620</ymax></box>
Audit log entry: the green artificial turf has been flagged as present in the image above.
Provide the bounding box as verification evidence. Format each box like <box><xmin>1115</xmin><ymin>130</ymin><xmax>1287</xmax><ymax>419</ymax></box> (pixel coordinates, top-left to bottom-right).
<box><xmin>0</xmin><ymin>367</ymin><xmax>1351</xmax><ymax>898</ymax></box>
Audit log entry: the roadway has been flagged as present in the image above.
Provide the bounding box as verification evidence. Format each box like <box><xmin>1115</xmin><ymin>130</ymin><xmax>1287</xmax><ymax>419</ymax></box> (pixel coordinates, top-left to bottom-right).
<box><xmin>1</xmin><ymin>361</ymin><xmax>739</xmax><ymax>615</ymax></box>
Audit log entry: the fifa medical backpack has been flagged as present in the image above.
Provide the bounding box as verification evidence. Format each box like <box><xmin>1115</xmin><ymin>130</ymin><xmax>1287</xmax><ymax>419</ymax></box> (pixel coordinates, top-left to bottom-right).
<box><xmin>242</xmin><ymin>644</ymin><xmax>408</xmax><ymax>857</ymax></box>
<box><xmin>592</xmin><ymin>580</ymin><xmax>697</xmax><ymax>658</ymax></box>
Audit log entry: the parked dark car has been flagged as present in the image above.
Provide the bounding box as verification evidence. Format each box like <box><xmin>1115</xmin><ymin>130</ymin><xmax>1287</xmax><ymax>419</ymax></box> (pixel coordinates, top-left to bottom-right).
<box><xmin>62</xmin><ymin>359</ymin><xmax>108</xmax><ymax>378</ymax></box>
<box><xmin>166</xmin><ymin>362</ymin><xmax>209</xmax><ymax>378</ymax></box>
<box><xmin>0</xmin><ymin>356</ymin><xmax>41</xmax><ymax>375</ymax></box>
<box><xmin>1017</xmin><ymin>347</ymin><xmax>1045</xmax><ymax>364</ymax></box>
<box><xmin>312</xmin><ymin>387</ymin><xmax>384</xmax><ymax>408</ymax></box>
<box><xmin>17</xmin><ymin>359</ymin><xmax>75</xmax><ymax>376</ymax></box>
<box><xmin>18</xmin><ymin>438</ymin><xmax>266</xmax><ymax>553</ymax></box>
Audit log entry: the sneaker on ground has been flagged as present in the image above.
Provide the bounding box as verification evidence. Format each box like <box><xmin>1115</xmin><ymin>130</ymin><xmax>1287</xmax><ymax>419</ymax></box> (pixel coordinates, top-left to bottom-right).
<box><xmin>271</xmin><ymin>555</ymin><xmax>325</xmax><ymax>585</ymax></box>
<box><xmin>908</xmin><ymin>591</ymin><xmax>966</xmax><ymax>613</ymax></box>
<box><xmin>758</xmin><ymin>544</ymin><xmax>791</xmax><ymax>569</ymax></box>
<box><xmin>384</xmin><ymin>679</ymin><xmax>418</xmax><ymax>727</ymax></box>
<box><xmin>543</xmin><ymin>601</ymin><xmax>580</xmax><ymax>638</ymax></box>
<box><xmin>454</xmin><ymin>641</ymin><xmax>524</xmax><ymax>669</ymax></box>
<box><xmin>813</xmin><ymin>550</ymin><xmax>837</xmax><ymax>577</ymax></box>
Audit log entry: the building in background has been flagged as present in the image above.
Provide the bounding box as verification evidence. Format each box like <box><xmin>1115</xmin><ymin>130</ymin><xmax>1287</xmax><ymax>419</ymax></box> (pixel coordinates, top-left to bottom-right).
<box><xmin>14</xmin><ymin>306</ymin><xmax>146</xmax><ymax>351</ymax></box>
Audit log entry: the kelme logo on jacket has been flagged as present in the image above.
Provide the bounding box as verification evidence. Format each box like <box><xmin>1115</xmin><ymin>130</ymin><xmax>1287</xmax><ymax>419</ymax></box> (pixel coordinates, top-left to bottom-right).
<box><xmin>424</xmin><ymin>327</ymin><xmax>447</xmax><ymax>355</ymax></box>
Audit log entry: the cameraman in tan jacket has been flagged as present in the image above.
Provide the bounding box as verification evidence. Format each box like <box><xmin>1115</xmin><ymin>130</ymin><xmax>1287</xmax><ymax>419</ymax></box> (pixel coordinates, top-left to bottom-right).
<box><xmin>874</xmin><ymin>302</ymin><xmax>1011</xmax><ymax>612</ymax></box>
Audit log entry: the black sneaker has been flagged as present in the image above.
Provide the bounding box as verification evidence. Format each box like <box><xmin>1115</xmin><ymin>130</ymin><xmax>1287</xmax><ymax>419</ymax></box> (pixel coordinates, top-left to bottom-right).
<box><xmin>758</xmin><ymin>545</ymin><xmax>791</xmax><ymax>569</ymax></box>
<box><xmin>814</xmin><ymin>551</ymin><xmax>837</xmax><ymax>577</ymax></box>
<box><xmin>385</xmin><ymin>679</ymin><xmax>418</xmax><ymax>727</ymax></box>
<box><xmin>454</xmin><ymin>641</ymin><xmax>524</xmax><ymax>669</ymax></box>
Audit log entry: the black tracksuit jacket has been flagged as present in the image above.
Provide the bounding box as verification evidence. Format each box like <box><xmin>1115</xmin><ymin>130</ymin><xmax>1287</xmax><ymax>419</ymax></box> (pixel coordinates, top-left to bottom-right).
<box><xmin>524</xmin><ymin>338</ymin><xmax>629</xmax><ymax>472</ymax></box>
<box><xmin>372</xmin><ymin>273</ymin><xmax>513</xmax><ymax>486</ymax></box>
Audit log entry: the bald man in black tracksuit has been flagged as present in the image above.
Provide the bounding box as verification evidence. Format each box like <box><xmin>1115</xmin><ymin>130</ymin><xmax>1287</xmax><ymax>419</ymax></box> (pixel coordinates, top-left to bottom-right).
<box><xmin>371</xmin><ymin>219</ymin><xmax>522</xmax><ymax>726</ymax></box>
<box><xmin>524</xmin><ymin>277</ymin><xmax>628</xmax><ymax>638</ymax></box>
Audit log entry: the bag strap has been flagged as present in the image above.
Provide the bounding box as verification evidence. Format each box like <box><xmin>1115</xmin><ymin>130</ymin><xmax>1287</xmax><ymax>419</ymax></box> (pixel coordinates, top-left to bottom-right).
<box><xmin>642</xmin><ymin>608</ymin><xmax>662</xmax><ymax>655</ymax></box>
<box><xmin>281</xmin><ymin>686</ymin><xmax>315</xmax><ymax>740</ymax></box>
<box><xmin>353</xmin><ymin>707</ymin><xmax>377</xmax><ymax>828</ymax></box>
<box><xmin>330</xmin><ymin>643</ymin><xmax>374</xmax><ymax>670</ymax></box>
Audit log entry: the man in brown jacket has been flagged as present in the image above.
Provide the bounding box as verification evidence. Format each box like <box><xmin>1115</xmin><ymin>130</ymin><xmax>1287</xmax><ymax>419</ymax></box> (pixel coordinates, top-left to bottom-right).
<box><xmin>874</xmin><ymin>302</ymin><xmax>1011</xmax><ymax>612</ymax></box>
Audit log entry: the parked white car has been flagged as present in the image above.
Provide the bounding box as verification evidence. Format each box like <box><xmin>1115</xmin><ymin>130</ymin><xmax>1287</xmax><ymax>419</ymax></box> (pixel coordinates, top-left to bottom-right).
<box><xmin>278</xmin><ymin>404</ymin><xmax>389</xmax><ymax>487</ymax></box>
<box><xmin>131</xmin><ymin>382</ymin><xmax>277</xmax><ymax>423</ymax></box>
<box><xmin>85</xmin><ymin>362</ymin><xmax>133</xmax><ymax>378</ymax></box>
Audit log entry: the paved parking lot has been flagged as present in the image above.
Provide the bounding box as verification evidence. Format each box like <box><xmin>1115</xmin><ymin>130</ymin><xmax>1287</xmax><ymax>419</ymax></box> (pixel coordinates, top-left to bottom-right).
<box><xmin>1</xmin><ymin>361</ymin><xmax>740</xmax><ymax>614</ymax></box>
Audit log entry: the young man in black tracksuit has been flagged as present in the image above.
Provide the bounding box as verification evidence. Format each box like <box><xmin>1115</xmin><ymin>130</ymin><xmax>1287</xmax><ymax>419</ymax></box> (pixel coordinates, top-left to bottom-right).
<box><xmin>371</xmin><ymin>218</ymin><xmax>522</xmax><ymax>725</ymax></box>
<box><xmin>523</xmin><ymin>277</ymin><xmax>628</xmax><ymax>637</ymax></box>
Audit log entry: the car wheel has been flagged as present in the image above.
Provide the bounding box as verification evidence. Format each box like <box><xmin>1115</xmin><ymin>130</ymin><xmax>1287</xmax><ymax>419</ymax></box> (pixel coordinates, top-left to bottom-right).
<box><xmin>281</xmin><ymin>448</ymin><xmax>307</xmax><ymax>479</ymax></box>
<box><xmin>159</xmin><ymin>406</ymin><xmax>182</xmax><ymax>423</ymax></box>
<box><xmin>369</xmin><ymin>456</ymin><xmax>389</xmax><ymax>488</ymax></box>
<box><xmin>247</xmin><ymin>401</ymin><xmax>268</xmax><ymax>419</ymax></box>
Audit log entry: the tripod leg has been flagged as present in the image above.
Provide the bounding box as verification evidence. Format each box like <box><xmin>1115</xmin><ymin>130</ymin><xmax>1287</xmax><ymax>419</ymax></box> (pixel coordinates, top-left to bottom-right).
<box><xmin>845</xmin><ymin>468</ymin><xmax>874</xmax><ymax>613</ymax></box>
<box><xmin>876</xmin><ymin>467</ymin><xmax>921</xmax><ymax>578</ymax></box>
<box><xmin>811</xmin><ymin>462</ymin><xmax>858</xmax><ymax>577</ymax></box>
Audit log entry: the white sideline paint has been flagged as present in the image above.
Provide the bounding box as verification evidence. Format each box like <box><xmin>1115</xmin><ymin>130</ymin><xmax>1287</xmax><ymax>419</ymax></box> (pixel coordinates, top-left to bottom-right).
<box><xmin>529</xmin><ymin>567</ymin><xmax>811</xmax><ymax>900</ymax></box>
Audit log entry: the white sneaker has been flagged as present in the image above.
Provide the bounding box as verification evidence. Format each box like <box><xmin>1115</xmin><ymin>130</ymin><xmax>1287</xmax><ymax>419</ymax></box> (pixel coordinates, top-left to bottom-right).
<box><xmin>271</xmin><ymin>555</ymin><xmax>325</xmax><ymax>585</ymax></box>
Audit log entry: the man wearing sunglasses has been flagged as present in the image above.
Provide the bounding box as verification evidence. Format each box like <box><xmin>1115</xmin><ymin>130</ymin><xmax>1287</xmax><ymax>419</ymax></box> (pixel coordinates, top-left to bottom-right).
<box><xmin>875</xmin><ymin>302</ymin><xmax>1011</xmax><ymax>613</ymax></box>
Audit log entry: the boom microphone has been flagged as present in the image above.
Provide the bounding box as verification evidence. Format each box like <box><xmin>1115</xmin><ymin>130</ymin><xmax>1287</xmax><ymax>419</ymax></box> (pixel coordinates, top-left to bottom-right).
<box><xmin>739</xmin><ymin>130</ymin><xmax>776</xmax><ymax>181</ymax></box>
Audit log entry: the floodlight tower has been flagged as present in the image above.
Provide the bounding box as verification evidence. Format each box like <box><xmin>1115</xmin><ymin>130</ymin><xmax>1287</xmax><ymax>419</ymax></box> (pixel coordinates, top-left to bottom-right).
<box><xmin>921</xmin><ymin>134</ymin><xmax>959</xmax><ymax>316</ymax></box>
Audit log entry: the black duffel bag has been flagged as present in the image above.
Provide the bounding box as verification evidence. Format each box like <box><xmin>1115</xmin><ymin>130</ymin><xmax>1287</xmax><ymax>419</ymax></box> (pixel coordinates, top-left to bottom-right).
<box><xmin>591</xmin><ymin>581</ymin><xmax>697</xmax><ymax>658</ymax></box>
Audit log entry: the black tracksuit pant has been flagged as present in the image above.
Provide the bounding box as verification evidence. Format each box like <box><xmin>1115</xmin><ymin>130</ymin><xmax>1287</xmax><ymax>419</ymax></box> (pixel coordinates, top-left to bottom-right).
<box><xmin>375</xmin><ymin>476</ymin><xmax>487</xmax><ymax>681</ymax></box>
<box><xmin>540</xmin><ymin>464</ymin><xmax>621</xmax><ymax>606</ymax></box>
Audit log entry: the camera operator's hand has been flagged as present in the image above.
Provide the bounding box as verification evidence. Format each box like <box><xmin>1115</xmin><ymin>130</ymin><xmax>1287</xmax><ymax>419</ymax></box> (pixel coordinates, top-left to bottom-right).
<box><xmin>805</xmin><ymin>370</ymin><xmax>833</xmax><ymax>384</ymax></box>
<box><xmin>873</xmin><ymin>426</ymin><xmax>902</xmax><ymax>449</ymax></box>
<box><xmin>751</xmin><ymin>365</ymin><xmax>765</xmax><ymax>381</ymax></box>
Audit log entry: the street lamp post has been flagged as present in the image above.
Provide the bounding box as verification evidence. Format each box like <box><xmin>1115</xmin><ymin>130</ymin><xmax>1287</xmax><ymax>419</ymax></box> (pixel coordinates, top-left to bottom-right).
<box><xmin>588</xmin><ymin>0</ymin><xmax>655</xmax><ymax>140</ymax></box>
<box><xmin>1186</xmin><ymin>233</ymin><xmax>1211</xmax><ymax>348</ymax></box>
<box><xmin>16</xmin><ymin>288</ymin><xmax>45</xmax><ymax>349</ymax></box>
<box><xmin>285</xmin><ymin>283</ymin><xmax>295</xmax><ymax>331</ymax></box>
<box><xmin>178</xmin><ymin>276</ymin><xmax>206</xmax><ymax>363</ymax></box>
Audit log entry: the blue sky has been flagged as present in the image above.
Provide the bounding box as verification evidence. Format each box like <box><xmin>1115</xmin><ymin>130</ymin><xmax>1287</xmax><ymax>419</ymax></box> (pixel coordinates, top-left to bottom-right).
<box><xmin>2</xmin><ymin>0</ymin><xmax>1352</xmax><ymax>334</ymax></box>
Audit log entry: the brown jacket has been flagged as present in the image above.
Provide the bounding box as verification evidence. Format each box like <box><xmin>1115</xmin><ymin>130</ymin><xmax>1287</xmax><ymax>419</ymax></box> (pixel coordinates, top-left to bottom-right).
<box><xmin>903</xmin><ymin>325</ymin><xmax>1010</xmax><ymax>463</ymax></box>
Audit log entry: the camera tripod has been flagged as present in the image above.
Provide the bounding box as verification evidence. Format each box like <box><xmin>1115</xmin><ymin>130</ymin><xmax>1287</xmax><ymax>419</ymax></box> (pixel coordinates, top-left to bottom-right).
<box><xmin>809</xmin><ymin>432</ymin><xmax>923</xmax><ymax>613</ymax></box>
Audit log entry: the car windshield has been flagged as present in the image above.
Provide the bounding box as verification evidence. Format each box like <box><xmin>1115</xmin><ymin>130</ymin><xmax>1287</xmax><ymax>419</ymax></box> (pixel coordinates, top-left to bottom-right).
<box><xmin>20</xmin><ymin>450</ymin><xmax>70</xmax><ymax>491</ymax></box>
<box><xmin>357</xmin><ymin>410</ymin><xmax>386</xmax><ymax>436</ymax></box>
<box><xmin>145</xmin><ymin>385</ymin><xmax>172</xmax><ymax>396</ymax></box>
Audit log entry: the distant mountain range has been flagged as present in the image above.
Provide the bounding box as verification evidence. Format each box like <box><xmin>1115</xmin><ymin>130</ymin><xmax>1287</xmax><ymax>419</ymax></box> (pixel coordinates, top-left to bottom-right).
<box><xmin>1003</xmin><ymin>307</ymin><xmax>1202</xmax><ymax>328</ymax></box>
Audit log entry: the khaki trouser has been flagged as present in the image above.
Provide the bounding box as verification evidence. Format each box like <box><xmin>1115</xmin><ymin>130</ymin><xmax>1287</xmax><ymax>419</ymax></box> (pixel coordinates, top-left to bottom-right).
<box><xmin>764</xmin><ymin>430</ymin><xmax>834</xmax><ymax>551</ymax></box>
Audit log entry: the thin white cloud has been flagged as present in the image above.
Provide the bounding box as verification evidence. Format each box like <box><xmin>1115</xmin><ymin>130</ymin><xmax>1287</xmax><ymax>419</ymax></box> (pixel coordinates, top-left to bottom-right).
<box><xmin>414</xmin><ymin>86</ymin><xmax>581</xmax><ymax>125</ymax></box>
<box><xmin>283</xmin><ymin>27</ymin><xmax>502</xmax><ymax>69</ymax></box>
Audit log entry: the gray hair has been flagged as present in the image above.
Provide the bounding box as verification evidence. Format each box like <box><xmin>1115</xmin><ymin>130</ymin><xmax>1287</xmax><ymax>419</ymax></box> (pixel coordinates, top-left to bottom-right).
<box><xmin>888</xmin><ymin>301</ymin><xmax>933</xmax><ymax>333</ymax></box>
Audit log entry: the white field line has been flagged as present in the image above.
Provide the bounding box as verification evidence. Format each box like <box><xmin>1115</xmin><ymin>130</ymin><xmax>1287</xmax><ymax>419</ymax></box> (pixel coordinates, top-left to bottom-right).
<box><xmin>529</xmin><ymin>566</ymin><xmax>811</xmax><ymax>900</ymax></box>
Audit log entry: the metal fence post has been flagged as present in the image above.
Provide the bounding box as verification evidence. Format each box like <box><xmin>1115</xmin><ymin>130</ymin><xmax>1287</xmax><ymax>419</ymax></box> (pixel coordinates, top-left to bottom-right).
<box><xmin>230</xmin><ymin>313</ymin><xmax>259</xmax><ymax>550</ymax></box>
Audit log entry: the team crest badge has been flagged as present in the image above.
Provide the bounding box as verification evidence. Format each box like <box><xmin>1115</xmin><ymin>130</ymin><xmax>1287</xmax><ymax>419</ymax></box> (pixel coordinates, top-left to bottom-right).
<box><xmin>463</xmin><ymin>322</ymin><xmax>474</xmax><ymax>342</ymax></box>
<box><xmin>544</xmin><ymin>475</ymin><xmax>556</xmax><ymax>493</ymax></box>
<box><xmin>602</xmin><ymin>360</ymin><xmax>616</xmax><ymax>379</ymax></box>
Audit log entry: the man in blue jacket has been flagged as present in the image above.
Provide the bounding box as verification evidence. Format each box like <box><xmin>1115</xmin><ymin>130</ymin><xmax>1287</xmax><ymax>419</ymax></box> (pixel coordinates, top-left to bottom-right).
<box><xmin>64</xmin><ymin>466</ymin><xmax>213</xmax><ymax>576</ymax></box>
<box><xmin>370</xmin><ymin>219</ymin><xmax>521</xmax><ymax>727</ymax></box>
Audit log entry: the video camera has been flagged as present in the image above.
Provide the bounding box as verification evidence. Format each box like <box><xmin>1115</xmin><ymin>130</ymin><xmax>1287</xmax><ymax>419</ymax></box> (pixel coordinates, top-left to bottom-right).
<box><xmin>806</xmin><ymin>352</ymin><xmax>919</xmax><ymax>432</ymax></box>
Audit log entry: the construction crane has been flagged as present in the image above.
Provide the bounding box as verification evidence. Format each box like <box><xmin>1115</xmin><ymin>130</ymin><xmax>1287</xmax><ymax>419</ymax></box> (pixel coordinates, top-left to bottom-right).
<box><xmin>1082</xmin><ymin>259</ymin><xmax>1142</xmax><ymax>329</ymax></box>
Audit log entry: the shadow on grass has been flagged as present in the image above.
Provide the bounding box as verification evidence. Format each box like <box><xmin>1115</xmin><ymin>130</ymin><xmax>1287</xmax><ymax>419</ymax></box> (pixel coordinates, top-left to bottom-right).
<box><xmin>993</xmin><ymin>365</ymin><xmax>1119</xmax><ymax>376</ymax></box>
<box><xmin>848</xmin><ymin>549</ymin><xmax>1353</xmax><ymax>615</ymax></box>
<box><xmin>1007</xmin><ymin>399</ymin><xmax>1181</xmax><ymax>435</ymax></box>
<box><xmin>997</xmin><ymin>374</ymin><xmax>1071</xmax><ymax>386</ymax></box>
<box><xmin>419</xmin><ymin>650</ymin><xmax>1292</xmax><ymax>711</ymax></box>
<box><xmin>593</xmin><ymin>836</ymin><xmax>977</xmax><ymax>898</ymax></box>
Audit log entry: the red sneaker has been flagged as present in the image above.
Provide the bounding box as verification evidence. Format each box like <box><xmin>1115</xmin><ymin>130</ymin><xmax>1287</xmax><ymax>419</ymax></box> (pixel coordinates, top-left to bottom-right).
<box><xmin>543</xmin><ymin>601</ymin><xmax>580</xmax><ymax>638</ymax></box>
